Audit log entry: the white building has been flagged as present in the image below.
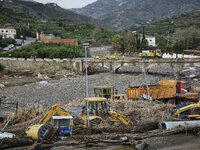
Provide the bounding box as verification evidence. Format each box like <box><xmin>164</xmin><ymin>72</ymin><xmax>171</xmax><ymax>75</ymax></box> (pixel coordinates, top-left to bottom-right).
<box><xmin>0</xmin><ymin>27</ymin><xmax>16</xmax><ymax>39</ymax></box>
<box><xmin>145</xmin><ymin>36</ymin><xmax>156</xmax><ymax>46</ymax></box>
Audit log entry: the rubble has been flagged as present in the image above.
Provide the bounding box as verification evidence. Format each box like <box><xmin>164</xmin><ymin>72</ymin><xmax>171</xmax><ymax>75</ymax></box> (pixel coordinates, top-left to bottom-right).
<box><xmin>116</xmin><ymin>66</ymin><xmax>142</xmax><ymax>74</ymax></box>
<box><xmin>180</xmin><ymin>67</ymin><xmax>200</xmax><ymax>79</ymax></box>
<box><xmin>148</xmin><ymin>65</ymin><xmax>174</xmax><ymax>76</ymax></box>
<box><xmin>0</xmin><ymin>83</ymin><xmax>5</xmax><ymax>88</ymax></box>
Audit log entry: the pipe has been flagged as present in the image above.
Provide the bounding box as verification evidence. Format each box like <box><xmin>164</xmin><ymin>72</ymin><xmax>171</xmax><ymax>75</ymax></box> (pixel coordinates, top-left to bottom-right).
<box><xmin>161</xmin><ymin>120</ymin><xmax>200</xmax><ymax>130</ymax></box>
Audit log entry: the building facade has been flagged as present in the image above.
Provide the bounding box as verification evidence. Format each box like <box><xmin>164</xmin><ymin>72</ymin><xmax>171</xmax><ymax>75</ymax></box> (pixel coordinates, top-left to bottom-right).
<box><xmin>36</xmin><ymin>32</ymin><xmax>79</xmax><ymax>46</ymax></box>
<box><xmin>0</xmin><ymin>27</ymin><xmax>16</xmax><ymax>39</ymax></box>
<box><xmin>145</xmin><ymin>36</ymin><xmax>156</xmax><ymax>46</ymax></box>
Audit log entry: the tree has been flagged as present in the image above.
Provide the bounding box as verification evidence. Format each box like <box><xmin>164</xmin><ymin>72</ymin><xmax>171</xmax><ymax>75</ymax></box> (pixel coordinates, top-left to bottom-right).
<box><xmin>141</xmin><ymin>27</ymin><xmax>148</xmax><ymax>49</ymax></box>
<box><xmin>112</xmin><ymin>31</ymin><xmax>136</xmax><ymax>53</ymax></box>
<box><xmin>122</xmin><ymin>31</ymin><xmax>135</xmax><ymax>53</ymax></box>
<box><xmin>171</xmin><ymin>27</ymin><xmax>200</xmax><ymax>51</ymax></box>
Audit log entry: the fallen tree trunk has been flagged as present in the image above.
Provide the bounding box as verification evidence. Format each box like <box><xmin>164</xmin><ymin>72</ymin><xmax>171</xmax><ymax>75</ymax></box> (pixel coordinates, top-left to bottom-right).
<box><xmin>0</xmin><ymin>136</ymin><xmax>34</xmax><ymax>149</ymax></box>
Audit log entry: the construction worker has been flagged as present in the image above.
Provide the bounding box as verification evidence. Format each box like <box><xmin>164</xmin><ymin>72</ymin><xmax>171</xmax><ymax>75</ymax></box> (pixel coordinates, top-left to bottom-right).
<box><xmin>122</xmin><ymin>55</ymin><xmax>125</xmax><ymax>59</ymax></box>
<box><xmin>106</xmin><ymin>54</ymin><xmax>109</xmax><ymax>59</ymax></box>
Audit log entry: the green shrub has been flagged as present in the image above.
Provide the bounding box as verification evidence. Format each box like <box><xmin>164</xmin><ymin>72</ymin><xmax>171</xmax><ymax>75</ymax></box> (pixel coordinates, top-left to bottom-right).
<box><xmin>1</xmin><ymin>43</ymin><xmax>89</xmax><ymax>59</ymax></box>
<box><xmin>0</xmin><ymin>63</ymin><xmax>5</xmax><ymax>72</ymax></box>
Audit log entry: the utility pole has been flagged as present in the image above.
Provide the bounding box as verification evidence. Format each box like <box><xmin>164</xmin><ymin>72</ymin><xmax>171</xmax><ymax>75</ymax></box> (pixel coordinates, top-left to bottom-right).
<box><xmin>143</xmin><ymin>67</ymin><xmax>154</xmax><ymax>121</ymax></box>
<box><xmin>83</xmin><ymin>42</ymin><xmax>90</xmax><ymax>128</ymax></box>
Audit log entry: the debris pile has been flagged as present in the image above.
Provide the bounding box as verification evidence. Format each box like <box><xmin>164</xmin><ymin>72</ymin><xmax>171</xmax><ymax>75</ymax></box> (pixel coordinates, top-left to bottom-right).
<box><xmin>180</xmin><ymin>67</ymin><xmax>200</xmax><ymax>79</ymax></box>
<box><xmin>110</xmin><ymin>100</ymin><xmax>174</xmax><ymax>123</ymax></box>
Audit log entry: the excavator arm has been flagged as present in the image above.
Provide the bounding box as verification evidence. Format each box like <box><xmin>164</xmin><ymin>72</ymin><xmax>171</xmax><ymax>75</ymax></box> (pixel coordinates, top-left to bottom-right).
<box><xmin>108</xmin><ymin>111</ymin><xmax>133</xmax><ymax>126</ymax></box>
<box><xmin>40</xmin><ymin>104</ymin><xmax>71</xmax><ymax>124</ymax></box>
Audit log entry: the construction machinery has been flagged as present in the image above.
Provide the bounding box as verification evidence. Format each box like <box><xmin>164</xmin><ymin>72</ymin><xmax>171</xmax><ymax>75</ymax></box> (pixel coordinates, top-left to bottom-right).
<box><xmin>139</xmin><ymin>49</ymin><xmax>162</xmax><ymax>58</ymax></box>
<box><xmin>93</xmin><ymin>86</ymin><xmax>127</xmax><ymax>100</ymax></box>
<box><xmin>26</xmin><ymin>104</ymin><xmax>73</xmax><ymax>140</ymax></box>
<box><xmin>127</xmin><ymin>80</ymin><xmax>192</xmax><ymax>101</ymax></box>
<box><xmin>174</xmin><ymin>92</ymin><xmax>200</xmax><ymax>119</ymax></box>
<box><xmin>80</xmin><ymin>97</ymin><xmax>133</xmax><ymax>127</ymax></box>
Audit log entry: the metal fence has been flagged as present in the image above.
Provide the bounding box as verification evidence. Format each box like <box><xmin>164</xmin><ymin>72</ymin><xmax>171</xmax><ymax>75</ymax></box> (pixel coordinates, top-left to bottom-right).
<box><xmin>0</xmin><ymin>97</ymin><xmax>18</xmax><ymax>116</ymax></box>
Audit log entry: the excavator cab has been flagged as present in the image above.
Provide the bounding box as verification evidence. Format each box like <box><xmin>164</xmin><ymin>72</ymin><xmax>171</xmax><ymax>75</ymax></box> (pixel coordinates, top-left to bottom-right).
<box><xmin>156</xmin><ymin>49</ymin><xmax>162</xmax><ymax>57</ymax></box>
<box><xmin>82</xmin><ymin>97</ymin><xmax>109</xmax><ymax>119</ymax></box>
<box><xmin>93</xmin><ymin>86</ymin><xmax>114</xmax><ymax>99</ymax></box>
<box><xmin>93</xmin><ymin>86</ymin><xmax>127</xmax><ymax>100</ymax></box>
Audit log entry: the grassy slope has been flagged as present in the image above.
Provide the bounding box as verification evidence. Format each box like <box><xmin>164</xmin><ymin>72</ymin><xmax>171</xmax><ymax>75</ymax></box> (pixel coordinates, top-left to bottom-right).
<box><xmin>130</xmin><ymin>11</ymin><xmax>200</xmax><ymax>35</ymax></box>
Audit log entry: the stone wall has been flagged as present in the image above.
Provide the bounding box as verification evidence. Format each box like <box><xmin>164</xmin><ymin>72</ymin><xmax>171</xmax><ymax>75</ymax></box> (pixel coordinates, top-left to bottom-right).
<box><xmin>0</xmin><ymin>57</ymin><xmax>199</xmax><ymax>75</ymax></box>
<box><xmin>0</xmin><ymin>57</ymin><xmax>82</xmax><ymax>73</ymax></box>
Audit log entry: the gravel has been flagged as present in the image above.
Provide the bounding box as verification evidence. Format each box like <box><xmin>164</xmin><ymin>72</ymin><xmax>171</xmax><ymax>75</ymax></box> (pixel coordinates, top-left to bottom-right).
<box><xmin>148</xmin><ymin>65</ymin><xmax>174</xmax><ymax>76</ymax></box>
<box><xmin>0</xmin><ymin>73</ymin><xmax>179</xmax><ymax>107</ymax></box>
<box><xmin>116</xmin><ymin>66</ymin><xmax>142</xmax><ymax>74</ymax></box>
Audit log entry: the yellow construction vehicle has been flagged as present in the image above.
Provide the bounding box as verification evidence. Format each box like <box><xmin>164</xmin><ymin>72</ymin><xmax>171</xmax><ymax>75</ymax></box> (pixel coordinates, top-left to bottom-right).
<box><xmin>93</xmin><ymin>86</ymin><xmax>127</xmax><ymax>100</ymax></box>
<box><xmin>39</xmin><ymin>104</ymin><xmax>72</xmax><ymax>124</ymax></box>
<box><xmin>174</xmin><ymin>92</ymin><xmax>200</xmax><ymax>119</ymax></box>
<box><xmin>94</xmin><ymin>55</ymin><xmax>99</xmax><ymax>59</ymax></box>
<box><xmin>139</xmin><ymin>49</ymin><xmax>162</xmax><ymax>58</ymax></box>
<box><xmin>26</xmin><ymin>104</ymin><xmax>73</xmax><ymax>140</ymax></box>
<box><xmin>80</xmin><ymin>97</ymin><xmax>133</xmax><ymax>127</ymax></box>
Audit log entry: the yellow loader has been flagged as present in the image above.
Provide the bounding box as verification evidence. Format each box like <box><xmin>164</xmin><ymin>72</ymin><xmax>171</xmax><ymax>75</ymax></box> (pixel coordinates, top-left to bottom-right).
<box><xmin>80</xmin><ymin>97</ymin><xmax>133</xmax><ymax>127</ymax></box>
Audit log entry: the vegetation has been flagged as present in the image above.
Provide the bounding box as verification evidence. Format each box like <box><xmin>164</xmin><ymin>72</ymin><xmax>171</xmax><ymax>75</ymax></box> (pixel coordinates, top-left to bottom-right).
<box><xmin>112</xmin><ymin>26</ymin><xmax>200</xmax><ymax>54</ymax></box>
<box><xmin>131</xmin><ymin>11</ymin><xmax>200</xmax><ymax>36</ymax></box>
<box><xmin>34</xmin><ymin>21</ymin><xmax>114</xmax><ymax>45</ymax></box>
<box><xmin>0</xmin><ymin>37</ymin><xmax>15</xmax><ymax>48</ymax></box>
<box><xmin>0</xmin><ymin>2</ymin><xmax>113</xmax><ymax>45</ymax></box>
<box><xmin>171</xmin><ymin>27</ymin><xmax>200</xmax><ymax>53</ymax></box>
<box><xmin>0</xmin><ymin>43</ymin><xmax>90</xmax><ymax>59</ymax></box>
<box><xmin>112</xmin><ymin>30</ymin><xmax>149</xmax><ymax>54</ymax></box>
<box><xmin>0</xmin><ymin>63</ymin><xmax>4</xmax><ymax>72</ymax></box>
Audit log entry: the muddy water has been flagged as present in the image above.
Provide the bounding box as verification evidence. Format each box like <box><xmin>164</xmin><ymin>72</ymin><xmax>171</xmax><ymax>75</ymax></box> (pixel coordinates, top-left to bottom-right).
<box><xmin>144</xmin><ymin>133</ymin><xmax>200</xmax><ymax>150</ymax></box>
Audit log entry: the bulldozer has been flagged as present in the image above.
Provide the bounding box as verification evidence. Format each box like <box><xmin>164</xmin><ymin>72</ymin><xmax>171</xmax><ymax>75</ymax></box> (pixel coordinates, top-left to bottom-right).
<box><xmin>174</xmin><ymin>92</ymin><xmax>200</xmax><ymax>119</ymax></box>
<box><xmin>93</xmin><ymin>86</ymin><xmax>127</xmax><ymax>100</ymax></box>
<box><xmin>80</xmin><ymin>97</ymin><xmax>133</xmax><ymax>127</ymax></box>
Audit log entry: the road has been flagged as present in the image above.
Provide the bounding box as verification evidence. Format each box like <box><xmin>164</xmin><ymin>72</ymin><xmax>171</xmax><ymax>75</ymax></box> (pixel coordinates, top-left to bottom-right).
<box><xmin>6</xmin><ymin>37</ymin><xmax>36</xmax><ymax>52</ymax></box>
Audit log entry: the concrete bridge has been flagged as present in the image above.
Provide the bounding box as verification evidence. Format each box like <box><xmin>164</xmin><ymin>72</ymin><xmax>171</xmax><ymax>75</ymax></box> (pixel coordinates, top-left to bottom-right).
<box><xmin>0</xmin><ymin>58</ymin><xmax>200</xmax><ymax>76</ymax></box>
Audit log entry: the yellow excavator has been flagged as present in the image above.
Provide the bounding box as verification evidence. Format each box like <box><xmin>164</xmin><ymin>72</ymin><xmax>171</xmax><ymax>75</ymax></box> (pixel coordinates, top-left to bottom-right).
<box><xmin>93</xmin><ymin>86</ymin><xmax>127</xmax><ymax>100</ymax></box>
<box><xmin>26</xmin><ymin>104</ymin><xmax>73</xmax><ymax>140</ymax></box>
<box><xmin>174</xmin><ymin>92</ymin><xmax>200</xmax><ymax>119</ymax></box>
<box><xmin>80</xmin><ymin>97</ymin><xmax>133</xmax><ymax>127</ymax></box>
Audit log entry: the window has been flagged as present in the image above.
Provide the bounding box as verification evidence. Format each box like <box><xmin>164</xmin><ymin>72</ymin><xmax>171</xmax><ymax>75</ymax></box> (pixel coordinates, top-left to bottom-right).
<box><xmin>6</xmin><ymin>30</ymin><xmax>8</xmax><ymax>33</ymax></box>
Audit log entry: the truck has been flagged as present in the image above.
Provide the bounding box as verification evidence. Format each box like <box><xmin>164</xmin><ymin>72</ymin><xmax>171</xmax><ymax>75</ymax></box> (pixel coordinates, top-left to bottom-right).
<box><xmin>139</xmin><ymin>49</ymin><xmax>162</xmax><ymax>58</ymax></box>
<box><xmin>127</xmin><ymin>80</ymin><xmax>194</xmax><ymax>101</ymax></box>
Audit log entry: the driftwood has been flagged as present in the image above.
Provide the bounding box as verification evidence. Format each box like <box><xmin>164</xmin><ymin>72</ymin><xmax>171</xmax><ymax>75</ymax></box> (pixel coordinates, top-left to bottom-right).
<box><xmin>0</xmin><ymin>136</ymin><xmax>34</xmax><ymax>149</ymax></box>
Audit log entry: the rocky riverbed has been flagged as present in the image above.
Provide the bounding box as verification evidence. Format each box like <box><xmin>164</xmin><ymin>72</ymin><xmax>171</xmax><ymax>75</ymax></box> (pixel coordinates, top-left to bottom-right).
<box><xmin>1</xmin><ymin>73</ymin><xmax>199</xmax><ymax>107</ymax></box>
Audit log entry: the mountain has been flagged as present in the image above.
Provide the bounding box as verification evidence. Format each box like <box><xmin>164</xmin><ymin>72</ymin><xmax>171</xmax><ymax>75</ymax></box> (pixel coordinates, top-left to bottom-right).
<box><xmin>130</xmin><ymin>10</ymin><xmax>200</xmax><ymax>35</ymax></box>
<box><xmin>0</xmin><ymin>0</ymin><xmax>104</xmax><ymax>27</ymax></box>
<box><xmin>74</xmin><ymin>0</ymin><xmax>200</xmax><ymax>30</ymax></box>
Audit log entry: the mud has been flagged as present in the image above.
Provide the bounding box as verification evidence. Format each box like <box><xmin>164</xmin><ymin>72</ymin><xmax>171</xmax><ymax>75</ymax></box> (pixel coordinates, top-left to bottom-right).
<box><xmin>144</xmin><ymin>133</ymin><xmax>200</xmax><ymax>150</ymax></box>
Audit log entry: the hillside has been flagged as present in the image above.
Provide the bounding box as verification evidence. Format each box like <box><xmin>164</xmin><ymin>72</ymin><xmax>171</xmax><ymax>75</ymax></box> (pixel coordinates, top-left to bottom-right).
<box><xmin>130</xmin><ymin>11</ymin><xmax>200</xmax><ymax>35</ymax></box>
<box><xmin>0</xmin><ymin>5</ymin><xmax>114</xmax><ymax>45</ymax></box>
<box><xmin>0</xmin><ymin>0</ymin><xmax>104</xmax><ymax>27</ymax></box>
<box><xmin>74</xmin><ymin>0</ymin><xmax>200</xmax><ymax>30</ymax></box>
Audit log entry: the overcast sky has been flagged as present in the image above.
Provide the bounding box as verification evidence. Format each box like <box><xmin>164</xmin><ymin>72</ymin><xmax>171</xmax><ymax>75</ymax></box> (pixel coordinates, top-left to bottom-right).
<box><xmin>33</xmin><ymin>0</ymin><xmax>97</xmax><ymax>9</ymax></box>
